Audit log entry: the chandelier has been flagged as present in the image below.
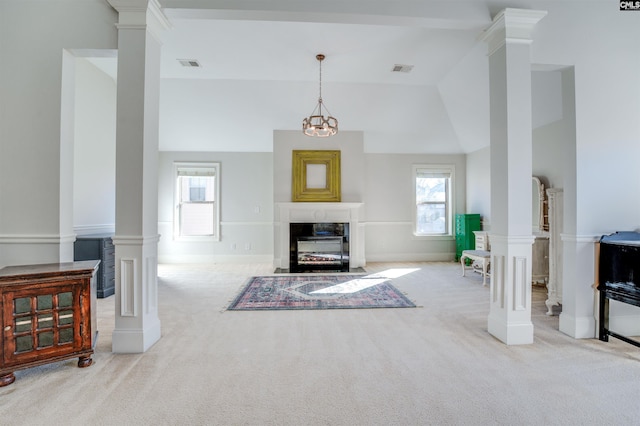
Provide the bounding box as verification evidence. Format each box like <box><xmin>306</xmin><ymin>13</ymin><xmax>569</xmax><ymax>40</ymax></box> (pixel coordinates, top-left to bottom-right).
<box><xmin>302</xmin><ymin>54</ymin><xmax>338</xmax><ymax>137</ymax></box>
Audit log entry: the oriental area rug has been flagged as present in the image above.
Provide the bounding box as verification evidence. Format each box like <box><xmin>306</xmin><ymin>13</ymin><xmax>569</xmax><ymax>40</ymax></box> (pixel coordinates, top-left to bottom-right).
<box><xmin>227</xmin><ymin>274</ymin><xmax>416</xmax><ymax>311</ymax></box>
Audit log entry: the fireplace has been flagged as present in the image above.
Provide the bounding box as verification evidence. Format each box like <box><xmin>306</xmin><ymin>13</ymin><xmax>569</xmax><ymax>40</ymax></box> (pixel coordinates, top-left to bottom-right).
<box><xmin>290</xmin><ymin>223</ymin><xmax>349</xmax><ymax>272</ymax></box>
<box><xmin>274</xmin><ymin>202</ymin><xmax>364</xmax><ymax>271</ymax></box>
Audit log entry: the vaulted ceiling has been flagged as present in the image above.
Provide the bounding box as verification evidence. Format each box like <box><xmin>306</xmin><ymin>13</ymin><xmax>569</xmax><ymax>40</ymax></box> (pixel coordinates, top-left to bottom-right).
<box><xmin>96</xmin><ymin>1</ymin><xmax>549</xmax><ymax>153</ymax></box>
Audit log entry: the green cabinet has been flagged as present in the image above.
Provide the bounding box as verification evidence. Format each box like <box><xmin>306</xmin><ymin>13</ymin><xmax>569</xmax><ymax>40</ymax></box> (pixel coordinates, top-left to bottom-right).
<box><xmin>455</xmin><ymin>214</ymin><xmax>481</xmax><ymax>261</ymax></box>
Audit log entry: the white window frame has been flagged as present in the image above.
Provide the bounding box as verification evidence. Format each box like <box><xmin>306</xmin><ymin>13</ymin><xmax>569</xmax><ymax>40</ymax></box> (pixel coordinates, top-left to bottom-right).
<box><xmin>412</xmin><ymin>164</ymin><xmax>455</xmax><ymax>238</ymax></box>
<box><xmin>174</xmin><ymin>162</ymin><xmax>221</xmax><ymax>241</ymax></box>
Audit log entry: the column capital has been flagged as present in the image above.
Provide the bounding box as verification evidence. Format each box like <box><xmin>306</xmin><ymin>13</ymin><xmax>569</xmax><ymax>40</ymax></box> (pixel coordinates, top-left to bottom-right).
<box><xmin>107</xmin><ymin>0</ymin><xmax>171</xmax><ymax>39</ymax></box>
<box><xmin>480</xmin><ymin>8</ymin><xmax>547</xmax><ymax>55</ymax></box>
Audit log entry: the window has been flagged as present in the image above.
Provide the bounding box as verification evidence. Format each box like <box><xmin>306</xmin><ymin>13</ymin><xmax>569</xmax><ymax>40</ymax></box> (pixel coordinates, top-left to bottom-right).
<box><xmin>174</xmin><ymin>163</ymin><xmax>220</xmax><ymax>240</ymax></box>
<box><xmin>413</xmin><ymin>165</ymin><xmax>454</xmax><ymax>236</ymax></box>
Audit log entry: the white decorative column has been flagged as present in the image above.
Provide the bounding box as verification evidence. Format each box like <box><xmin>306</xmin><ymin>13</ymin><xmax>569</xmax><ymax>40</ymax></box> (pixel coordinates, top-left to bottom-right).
<box><xmin>559</xmin><ymin>234</ymin><xmax>599</xmax><ymax>338</ymax></box>
<box><xmin>481</xmin><ymin>8</ymin><xmax>547</xmax><ymax>345</ymax></box>
<box><xmin>552</xmin><ymin>68</ymin><xmax>596</xmax><ymax>339</ymax></box>
<box><xmin>107</xmin><ymin>0</ymin><xmax>169</xmax><ymax>352</ymax></box>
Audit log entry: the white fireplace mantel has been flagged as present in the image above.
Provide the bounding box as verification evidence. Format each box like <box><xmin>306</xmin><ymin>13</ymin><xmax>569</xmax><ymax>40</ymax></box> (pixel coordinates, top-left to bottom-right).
<box><xmin>274</xmin><ymin>202</ymin><xmax>365</xmax><ymax>270</ymax></box>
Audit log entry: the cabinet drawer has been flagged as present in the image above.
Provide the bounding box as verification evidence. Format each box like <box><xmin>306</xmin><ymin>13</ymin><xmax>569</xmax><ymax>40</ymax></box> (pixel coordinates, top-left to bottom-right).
<box><xmin>475</xmin><ymin>236</ymin><xmax>486</xmax><ymax>250</ymax></box>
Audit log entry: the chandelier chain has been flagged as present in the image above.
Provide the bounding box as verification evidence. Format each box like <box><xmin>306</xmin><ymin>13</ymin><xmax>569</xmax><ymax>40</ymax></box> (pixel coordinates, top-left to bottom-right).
<box><xmin>318</xmin><ymin>56</ymin><xmax>323</xmax><ymax>109</ymax></box>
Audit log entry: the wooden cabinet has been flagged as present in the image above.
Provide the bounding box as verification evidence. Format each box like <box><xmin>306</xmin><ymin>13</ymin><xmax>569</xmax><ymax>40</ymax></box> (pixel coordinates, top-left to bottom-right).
<box><xmin>0</xmin><ymin>261</ymin><xmax>99</xmax><ymax>387</ymax></box>
<box><xmin>74</xmin><ymin>234</ymin><xmax>115</xmax><ymax>298</ymax></box>
<box><xmin>455</xmin><ymin>214</ymin><xmax>481</xmax><ymax>261</ymax></box>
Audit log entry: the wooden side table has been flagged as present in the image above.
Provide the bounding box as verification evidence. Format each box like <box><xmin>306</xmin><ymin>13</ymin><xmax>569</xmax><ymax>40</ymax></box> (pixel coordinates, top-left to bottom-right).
<box><xmin>0</xmin><ymin>261</ymin><xmax>99</xmax><ymax>387</ymax></box>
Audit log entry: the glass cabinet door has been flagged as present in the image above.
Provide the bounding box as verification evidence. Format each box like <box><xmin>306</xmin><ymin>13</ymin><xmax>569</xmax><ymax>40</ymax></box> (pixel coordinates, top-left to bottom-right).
<box><xmin>3</xmin><ymin>284</ymin><xmax>80</xmax><ymax>365</ymax></box>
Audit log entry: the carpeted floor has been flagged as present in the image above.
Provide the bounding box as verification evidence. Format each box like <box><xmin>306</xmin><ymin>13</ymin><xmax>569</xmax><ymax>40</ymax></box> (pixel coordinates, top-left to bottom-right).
<box><xmin>3</xmin><ymin>261</ymin><xmax>640</xmax><ymax>425</ymax></box>
<box><xmin>227</xmin><ymin>274</ymin><xmax>416</xmax><ymax>310</ymax></box>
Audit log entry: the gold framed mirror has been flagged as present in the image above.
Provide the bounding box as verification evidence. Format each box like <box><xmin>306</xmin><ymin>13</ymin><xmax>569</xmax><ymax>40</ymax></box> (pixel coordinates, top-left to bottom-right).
<box><xmin>292</xmin><ymin>150</ymin><xmax>341</xmax><ymax>202</ymax></box>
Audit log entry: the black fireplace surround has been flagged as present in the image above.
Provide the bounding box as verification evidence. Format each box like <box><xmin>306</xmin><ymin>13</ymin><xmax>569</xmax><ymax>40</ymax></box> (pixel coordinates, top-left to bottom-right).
<box><xmin>289</xmin><ymin>223</ymin><xmax>349</xmax><ymax>273</ymax></box>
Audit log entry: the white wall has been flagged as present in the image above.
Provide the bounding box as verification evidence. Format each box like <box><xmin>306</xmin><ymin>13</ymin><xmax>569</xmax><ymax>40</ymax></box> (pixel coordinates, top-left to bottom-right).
<box><xmin>5</xmin><ymin>1</ymin><xmax>637</xmax><ymax>290</ymax></box>
<box><xmin>531</xmin><ymin>3</ymin><xmax>640</xmax><ymax>235</ymax></box>
<box><xmin>530</xmin><ymin>4</ymin><xmax>640</xmax><ymax>337</ymax></box>
<box><xmin>0</xmin><ymin>0</ymin><xmax>117</xmax><ymax>268</ymax></box>
<box><xmin>157</xmin><ymin>151</ymin><xmax>273</xmax><ymax>263</ymax></box>
<box><xmin>271</xmin><ymin>131</ymin><xmax>465</xmax><ymax>262</ymax></box>
<box><xmin>465</xmin><ymin>68</ymin><xmax>577</xmax><ymax>232</ymax></box>
<box><xmin>457</xmin><ymin>3</ymin><xmax>640</xmax><ymax>238</ymax></box>
<box><xmin>531</xmin><ymin>69</ymin><xmax>572</xmax><ymax>192</ymax></box>
<box><xmin>364</xmin><ymin>153</ymin><xmax>466</xmax><ymax>261</ymax></box>
<box><xmin>73</xmin><ymin>57</ymin><xmax>116</xmax><ymax>235</ymax></box>
<box><xmin>438</xmin><ymin>43</ymin><xmax>490</xmax><ymax>154</ymax></box>
<box><xmin>159</xmin><ymin>131</ymin><xmax>465</xmax><ymax>264</ymax></box>
<box><xmin>466</xmin><ymin>147</ymin><xmax>491</xmax><ymax>230</ymax></box>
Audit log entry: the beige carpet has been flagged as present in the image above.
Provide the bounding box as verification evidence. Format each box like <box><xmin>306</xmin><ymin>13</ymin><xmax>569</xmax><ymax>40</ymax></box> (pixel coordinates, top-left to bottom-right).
<box><xmin>2</xmin><ymin>261</ymin><xmax>640</xmax><ymax>425</ymax></box>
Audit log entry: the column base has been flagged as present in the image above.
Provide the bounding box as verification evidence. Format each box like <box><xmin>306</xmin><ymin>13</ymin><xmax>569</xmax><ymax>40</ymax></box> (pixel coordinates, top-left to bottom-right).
<box><xmin>112</xmin><ymin>317</ymin><xmax>161</xmax><ymax>353</ymax></box>
<box><xmin>488</xmin><ymin>314</ymin><xmax>534</xmax><ymax>345</ymax></box>
<box><xmin>558</xmin><ymin>312</ymin><xmax>596</xmax><ymax>339</ymax></box>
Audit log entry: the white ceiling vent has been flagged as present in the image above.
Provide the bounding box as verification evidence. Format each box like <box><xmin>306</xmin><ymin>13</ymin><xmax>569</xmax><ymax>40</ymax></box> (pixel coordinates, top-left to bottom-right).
<box><xmin>392</xmin><ymin>64</ymin><xmax>414</xmax><ymax>73</ymax></box>
<box><xmin>178</xmin><ymin>59</ymin><xmax>201</xmax><ymax>68</ymax></box>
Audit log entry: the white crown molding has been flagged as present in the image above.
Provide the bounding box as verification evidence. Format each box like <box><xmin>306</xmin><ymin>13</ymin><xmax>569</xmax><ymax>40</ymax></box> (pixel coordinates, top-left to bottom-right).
<box><xmin>108</xmin><ymin>0</ymin><xmax>171</xmax><ymax>40</ymax></box>
<box><xmin>147</xmin><ymin>0</ymin><xmax>172</xmax><ymax>39</ymax></box>
<box><xmin>479</xmin><ymin>8</ymin><xmax>547</xmax><ymax>56</ymax></box>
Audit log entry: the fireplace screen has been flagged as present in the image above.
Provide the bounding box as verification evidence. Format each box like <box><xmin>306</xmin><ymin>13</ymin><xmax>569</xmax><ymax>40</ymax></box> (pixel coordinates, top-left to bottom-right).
<box><xmin>297</xmin><ymin>237</ymin><xmax>343</xmax><ymax>266</ymax></box>
<box><xmin>290</xmin><ymin>223</ymin><xmax>349</xmax><ymax>272</ymax></box>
